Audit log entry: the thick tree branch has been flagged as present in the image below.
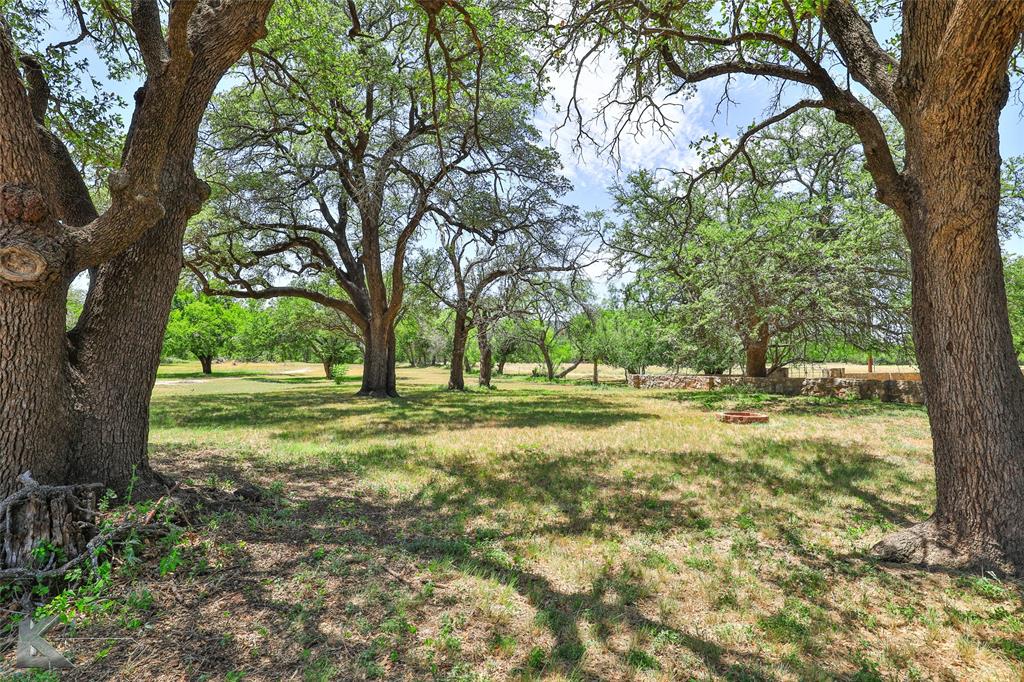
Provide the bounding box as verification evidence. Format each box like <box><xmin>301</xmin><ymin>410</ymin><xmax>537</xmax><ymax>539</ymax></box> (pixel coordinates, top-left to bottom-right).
<box><xmin>131</xmin><ymin>0</ymin><xmax>170</xmax><ymax>75</ymax></box>
<box><xmin>820</xmin><ymin>0</ymin><xmax>899</xmax><ymax>112</ymax></box>
<box><xmin>17</xmin><ymin>56</ymin><xmax>48</xmax><ymax>123</ymax></box>
<box><xmin>69</xmin><ymin>0</ymin><xmax>273</xmax><ymax>272</ymax></box>
<box><xmin>189</xmin><ymin>263</ymin><xmax>368</xmax><ymax>332</ymax></box>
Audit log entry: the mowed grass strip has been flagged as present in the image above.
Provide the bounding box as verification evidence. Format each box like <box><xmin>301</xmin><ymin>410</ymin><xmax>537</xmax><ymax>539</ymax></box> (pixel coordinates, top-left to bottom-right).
<box><xmin>33</xmin><ymin>363</ymin><xmax>1022</xmax><ymax>681</ymax></box>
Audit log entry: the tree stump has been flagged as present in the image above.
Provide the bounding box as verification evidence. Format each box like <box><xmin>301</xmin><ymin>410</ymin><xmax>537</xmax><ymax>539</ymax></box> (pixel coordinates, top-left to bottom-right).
<box><xmin>0</xmin><ymin>472</ymin><xmax>101</xmax><ymax>570</ymax></box>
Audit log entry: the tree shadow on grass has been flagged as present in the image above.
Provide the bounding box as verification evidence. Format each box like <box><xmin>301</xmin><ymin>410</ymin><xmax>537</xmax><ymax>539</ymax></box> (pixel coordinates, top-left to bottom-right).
<box><xmin>246</xmin><ymin>376</ymin><xmax>338</xmax><ymax>385</ymax></box>
<box><xmin>648</xmin><ymin>388</ymin><xmax>927</xmax><ymax>418</ymax></box>
<box><xmin>156</xmin><ymin>369</ymin><xmax>289</xmax><ymax>380</ymax></box>
<box><xmin>703</xmin><ymin>436</ymin><xmax>932</xmax><ymax>527</ymax></box>
<box><xmin>150</xmin><ymin>385</ymin><xmax>656</xmax><ymax>443</ymax></box>
<box><xmin>87</xmin><ymin>428</ymin><xmax>948</xmax><ymax>679</ymax></box>
<box><xmin>72</xmin><ymin>448</ymin><xmax>785</xmax><ymax>681</ymax></box>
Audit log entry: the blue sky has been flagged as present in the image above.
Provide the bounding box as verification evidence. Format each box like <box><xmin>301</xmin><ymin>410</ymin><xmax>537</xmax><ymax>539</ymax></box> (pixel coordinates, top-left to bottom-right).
<box><xmin>538</xmin><ymin>64</ymin><xmax>1024</xmax><ymax>254</ymax></box>
<box><xmin>54</xmin><ymin>10</ymin><xmax>1024</xmax><ymax>260</ymax></box>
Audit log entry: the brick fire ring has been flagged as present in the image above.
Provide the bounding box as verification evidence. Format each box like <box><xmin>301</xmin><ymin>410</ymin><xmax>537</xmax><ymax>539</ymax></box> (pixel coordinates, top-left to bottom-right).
<box><xmin>718</xmin><ymin>411</ymin><xmax>769</xmax><ymax>424</ymax></box>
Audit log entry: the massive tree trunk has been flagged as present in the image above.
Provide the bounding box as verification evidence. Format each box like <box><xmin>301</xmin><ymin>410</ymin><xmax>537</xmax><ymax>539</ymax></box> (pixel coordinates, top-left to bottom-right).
<box><xmin>592</xmin><ymin>358</ymin><xmax>598</xmax><ymax>385</ymax></box>
<box><xmin>360</xmin><ymin>318</ymin><xmax>397</xmax><ymax>398</ymax></box>
<box><xmin>65</xmin><ymin>5</ymin><xmax>271</xmax><ymax>497</ymax></box>
<box><xmin>199</xmin><ymin>355</ymin><xmax>213</xmax><ymax>374</ymax></box>
<box><xmin>743</xmin><ymin>324</ymin><xmax>770</xmax><ymax>378</ymax></box>
<box><xmin>0</xmin><ymin>27</ymin><xmax>85</xmax><ymax>496</ymax></box>
<box><xmin>478</xmin><ymin>318</ymin><xmax>493</xmax><ymax>388</ymax></box>
<box><xmin>0</xmin><ymin>223</ymin><xmax>73</xmax><ymax>493</ymax></box>
<box><xmin>448</xmin><ymin>307</ymin><xmax>469</xmax><ymax>391</ymax></box>
<box><xmin>322</xmin><ymin>360</ymin><xmax>334</xmax><ymax>379</ymax></box>
<box><xmin>0</xmin><ymin>5</ymin><xmax>271</xmax><ymax>499</ymax></box>
<box><xmin>68</xmin><ymin>169</ymin><xmax>210</xmax><ymax>497</ymax></box>
<box><xmin>872</xmin><ymin>77</ymin><xmax>1024</xmax><ymax>574</ymax></box>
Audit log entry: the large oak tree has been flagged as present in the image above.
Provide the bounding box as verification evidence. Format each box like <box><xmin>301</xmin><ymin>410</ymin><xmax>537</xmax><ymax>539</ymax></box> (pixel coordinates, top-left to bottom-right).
<box><xmin>413</xmin><ymin>152</ymin><xmax>594</xmax><ymax>390</ymax></box>
<box><xmin>189</xmin><ymin>0</ymin><xmax>540</xmax><ymax>397</ymax></box>
<box><xmin>0</xmin><ymin>1</ymin><xmax>272</xmax><ymax>497</ymax></box>
<box><xmin>612</xmin><ymin>110</ymin><xmax>910</xmax><ymax>377</ymax></box>
<box><xmin>549</xmin><ymin>0</ymin><xmax>1024</xmax><ymax>573</ymax></box>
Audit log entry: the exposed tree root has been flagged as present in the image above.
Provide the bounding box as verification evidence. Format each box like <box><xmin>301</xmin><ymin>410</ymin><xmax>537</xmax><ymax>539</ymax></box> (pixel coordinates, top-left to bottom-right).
<box><xmin>871</xmin><ymin>517</ymin><xmax>1020</xmax><ymax>577</ymax></box>
<box><xmin>356</xmin><ymin>389</ymin><xmax>400</xmax><ymax>399</ymax></box>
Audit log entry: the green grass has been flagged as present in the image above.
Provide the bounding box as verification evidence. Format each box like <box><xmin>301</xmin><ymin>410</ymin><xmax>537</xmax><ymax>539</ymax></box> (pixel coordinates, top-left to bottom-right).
<box><xmin>16</xmin><ymin>362</ymin><xmax>1023</xmax><ymax>681</ymax></box>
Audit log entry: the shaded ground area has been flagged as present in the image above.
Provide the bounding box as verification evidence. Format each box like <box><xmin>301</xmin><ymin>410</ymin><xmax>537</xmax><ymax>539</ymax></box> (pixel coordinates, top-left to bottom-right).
<box><xmin>3</xmin><ymin>363</ymin><xmax>1022</xmax><ymax>681</ymax></box>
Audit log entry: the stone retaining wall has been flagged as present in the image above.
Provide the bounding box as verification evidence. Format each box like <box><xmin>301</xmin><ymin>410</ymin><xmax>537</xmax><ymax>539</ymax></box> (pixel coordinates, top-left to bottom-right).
<box><xmin>842</xmin><ymin>372</ymin><xmax>921</xmax><ymax>381</ymax></box>
<box><xmin>627</xmin><ymin>373</ymin><xmax>925</xmax><ymax>405</ymax></box>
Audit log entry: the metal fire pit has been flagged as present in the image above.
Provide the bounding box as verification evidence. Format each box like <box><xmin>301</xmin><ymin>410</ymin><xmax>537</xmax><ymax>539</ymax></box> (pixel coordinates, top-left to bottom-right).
<box><xmin>718</xmin><ymin>411</ymin><xmax>769</xmax><ymax>424</ymax></box>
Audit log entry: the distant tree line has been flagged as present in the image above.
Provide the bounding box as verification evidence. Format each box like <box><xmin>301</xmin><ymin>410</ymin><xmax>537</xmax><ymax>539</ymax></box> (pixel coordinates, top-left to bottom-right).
<box><xmin>161</xmin><ymin>285</ymin><xmax>360</xmax><ymax>378</ymax></box>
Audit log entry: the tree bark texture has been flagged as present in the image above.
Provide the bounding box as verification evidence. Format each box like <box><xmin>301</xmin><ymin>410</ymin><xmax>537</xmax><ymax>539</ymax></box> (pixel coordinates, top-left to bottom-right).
<box><xmin>478</xmin><ymin>318</ymin><xmax>493</xmax><ymax>388</ymax></box>
<box><xmin>360</xmin><ymin>319</ymin><xmax>397</xmax><ymax>397</ymax></box>
<box><xmin>0</xmin><ymin>5</ymin><xmax>272</xmax><ymax>498</ymax></box>
<box><xmin>743</xmin><ymin>326</ymin><xmax>770</xmax><ymax>378</ymax></box>
<box><xmin>556</xmin><ymin>358</ymin><xmax>583</xmax><ymax>379</ymax></box>
<box><xmin>448</xmin><ymin>308</ymin><xmax>469</xmax><ymax>391</ymax></box>
<box><xmin>0</xmin><ymin>477</ymin><xmax>100</xmax><ymax>570</ymax></box>
<box><xmin>872</xmin><ymin>62</ymin><xmax>1024</xmax><ymax>573</ymax></box>
<box><xmin>541</xmin><ymin>344</ymin><xmax>555</xmax><ymax>381</ymax></box>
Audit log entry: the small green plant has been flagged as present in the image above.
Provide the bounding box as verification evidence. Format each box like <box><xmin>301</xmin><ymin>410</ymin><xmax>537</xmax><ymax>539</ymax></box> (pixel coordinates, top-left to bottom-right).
<box><xmin>989</xmin><ymin>637</ymin><xmax>1024</xmax><ymax>662</ymax></box>
<box><xmin>525</xmin><ymin>646</ymin><xmax>547</xmax><ymax>671</ymax></box>
<box><xmin>490</xmin><ymin>632</ymin><xmax>516</xmax><ymax>655</ymax></box>
<box><xmin>30</xmin><ymin>540</ymin><xmax>67</xmax><ymax>568</ymax></box>
<box><xmin>625</xmin><ymin>647</ymin><xmax>660</xmax><ymax>671</ymax></box>
<box><xmin>956</xmin><ymin>574</ymin><xmax>1013</xmax><ymax>601</ymax></box>
<box><xmin>783</xmin><ymin>566</ymin><xmax>827</xmax><ymax>598</ymax></box>
<box><xmin>331</xmin><ymin>364</ymin><xmax>350</xmax><ymax>384</ymax></box>
<box><xmin>758</xmin><ymin>599</ymin><xmax>813</xmax><ymax>645</ymax></box>
<box><xmin>159</xmin><ymin>529</ymin><xmax>186</xmax><ymax>576</ymax></box>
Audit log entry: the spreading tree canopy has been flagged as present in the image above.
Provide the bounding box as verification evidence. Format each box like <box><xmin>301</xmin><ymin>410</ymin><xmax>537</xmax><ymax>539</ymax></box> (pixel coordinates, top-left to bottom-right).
<box><xmin>546</xmin><ymin>0</ymin><xmax>1024</xmax><ymax>573</ymax></box>
<box><xmin>188</xmin><ymin>0</ymin><xmax>544</xmax><ymax>397</ymax></box>
<box><xmin>612</xmin><ymin>110</ymin><xmax>910</xmax><ymax>377</ymax></box>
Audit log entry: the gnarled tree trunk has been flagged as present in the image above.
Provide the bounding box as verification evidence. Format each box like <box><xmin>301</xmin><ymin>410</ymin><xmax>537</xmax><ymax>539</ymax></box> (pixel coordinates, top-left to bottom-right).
<box><xmin>556</xmin><ymin>358</ymin><xmax>582</xmax><ymax>379</ymax></box>
<box><xmin>478</xmin><ymin>317</ymin><xmax>493</xmax><ymax>388</ymax></box>
<box><xmin>540</xmin><ymin>343</ymin><xmax>555</xmax><ymax>380</ymax></box>
<box><xmin>0</xmin><ymin>28</ymin><xmax>84</xmax><ymax>496</ymax></box>
<box><xmin>0</xmin><ymin>189</ymin><xmax>73</xmax><ymax>492</ymax></box>
<box><xmin>0</xmin><ymin>4</ymin><xmax>272</xmax><ymax>500</ymax></box>
<box><xmin>360</xmin><ymin>318</ymin><xmax>397</xmax><ymax>397</ymax></box>
<box><xmin>68</xmin><ymin>162</ymin><xmax>214</xmax><ymax>497</ymax></box>
<box><xmin>873</xmin><ymin>77</ymin><xmax>1024</xmax><ymax>574</ymax></box>
<box><xmin>448</xmin><ymin>307</ymin><xmax>469</xmax><ymax>391</ymax></box>
<box><xmin>743</xmin><ymin>324</ymin><xmax>770</xmax><ymax>378</ymax></box>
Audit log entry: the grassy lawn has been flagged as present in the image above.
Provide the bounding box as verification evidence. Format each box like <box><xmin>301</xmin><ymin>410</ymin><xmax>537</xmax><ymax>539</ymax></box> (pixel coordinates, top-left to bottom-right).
<box><xmin>21</xmin><ymin>363</ymin><xmax>1024</xmax><ymax>680</ymax></box>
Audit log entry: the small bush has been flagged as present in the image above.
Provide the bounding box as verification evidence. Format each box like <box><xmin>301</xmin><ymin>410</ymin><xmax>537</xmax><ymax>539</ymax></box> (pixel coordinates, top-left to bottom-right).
<box><xmin>331</xmin><ymin>365</ymin><xmax>349</xmax><ymax>384</ymax></box>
